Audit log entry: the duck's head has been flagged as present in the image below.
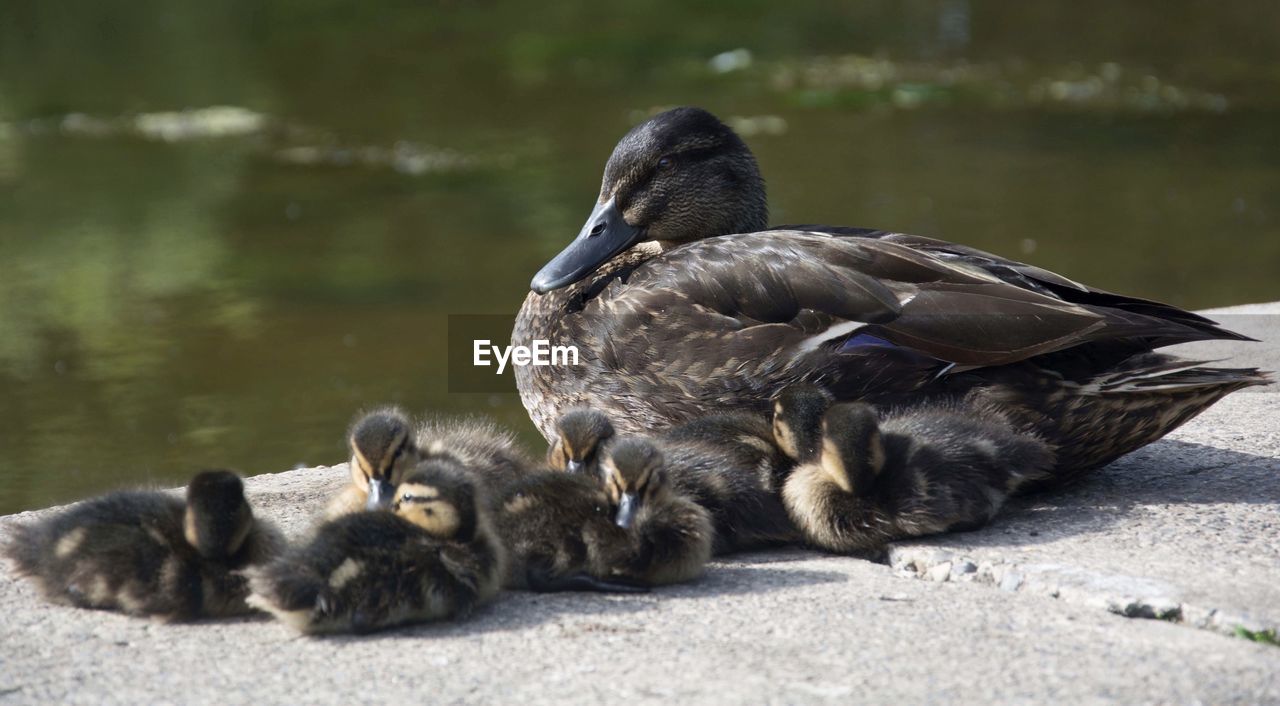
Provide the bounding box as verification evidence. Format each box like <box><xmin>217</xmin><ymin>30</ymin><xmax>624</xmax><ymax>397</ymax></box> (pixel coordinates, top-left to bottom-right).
<box><xmin>548</xmin><ymin>408</ymin><xmax>616</xmax><ymax>476</ymax></box>
<box><xmin>772</xmin><ymin>384</ymin><xmax>835</xmax><ymax>463</ymax></box>
<box><xmin>184</xmin><ymin>470</ymin><xmax>253</xmax><ymax>560</ymax></box>
<box><xmin>531</xmin><ymin>106</ymin><xmax>768</xmax><ymax>293</ymax></box>
<box><xmin>349</xmin><ymin>408</ymin><xmax>417</xmax><ymax>511</ymax></box>
<box><xmin>600</xmin><ymin>438</ymin><xmax>671</xmax><ymax>529</ymax></box>
<box><xmin>392</xmin><ymin>458</ymin><xmax>480</xmax><ymax>542</ymax></box>
<box><xmin>819</xmin><ymin>403</ymin><xmax>885</xmax><ymax>494</ymax></box>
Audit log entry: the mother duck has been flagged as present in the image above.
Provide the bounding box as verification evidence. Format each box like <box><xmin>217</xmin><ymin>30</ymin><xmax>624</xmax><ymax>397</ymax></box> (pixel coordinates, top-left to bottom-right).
<box><xmin>513</xmin><ymin>107</ymin><xmax>1268</xmax><ymax>478</ymax></box>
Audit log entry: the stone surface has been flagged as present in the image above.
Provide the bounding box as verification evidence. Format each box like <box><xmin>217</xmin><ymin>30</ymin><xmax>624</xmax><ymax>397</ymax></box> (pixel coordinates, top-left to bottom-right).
<box><xmin>1</xmin><ymin>304</ymin><xmax>1277</xmax><ymax>704</ymax></box>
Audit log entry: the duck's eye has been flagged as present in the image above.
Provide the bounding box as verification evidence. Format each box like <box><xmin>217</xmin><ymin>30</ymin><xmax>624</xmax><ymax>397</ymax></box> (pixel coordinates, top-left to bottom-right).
<box><xmin>656</xmin><ymin>156</ymin><xmax>673</xmax><ymax>169</ymax></box>
<box><xmin>400</xmin><ymin>493</ymin><xmax>415</xmax><ymax>503</ymax></box>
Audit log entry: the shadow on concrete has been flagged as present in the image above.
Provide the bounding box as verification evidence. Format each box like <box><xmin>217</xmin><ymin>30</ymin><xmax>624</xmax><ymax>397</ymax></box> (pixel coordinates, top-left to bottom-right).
<box><xmin>931</xmin><ymin>438</ymin><xmax>1280</xmax><ymax>550</ymax></box>
<box><xmin>290</xmin><ymin>563</ymin><xmax>851</xmax><ymax>642</ymax></box>
<box><xmin>670</xmin><ymin>563</ymin><xmax>849</xmax><ymax>598</ymax></box>
<box><xmin>1032</xmin><ymin>439</ymin><xmax>1279</xmax><ymax>506</ymax></box>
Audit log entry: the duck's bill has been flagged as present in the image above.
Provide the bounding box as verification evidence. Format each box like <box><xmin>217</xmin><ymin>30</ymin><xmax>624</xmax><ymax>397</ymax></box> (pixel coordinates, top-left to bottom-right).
<box><xmin>530</xmin><ymin>197</ymin><xmax>641</xmax><ymax>294</ymax></box>
<box><xmin>365</xmin><ymin>478</ymin><xmax>394</xmax><ymax>511</ymax></box>
<box><xmin>615</xmin><ymin>492</ymin><xmax>639</xmax><ymax>528</ymax></box>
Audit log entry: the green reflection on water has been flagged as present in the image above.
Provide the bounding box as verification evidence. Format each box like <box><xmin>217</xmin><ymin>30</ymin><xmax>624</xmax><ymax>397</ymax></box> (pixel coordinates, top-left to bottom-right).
<box><xmin>1</xmin><ymin>0</ymin><xmax>1278</xmax><ymax>513</ymax></box>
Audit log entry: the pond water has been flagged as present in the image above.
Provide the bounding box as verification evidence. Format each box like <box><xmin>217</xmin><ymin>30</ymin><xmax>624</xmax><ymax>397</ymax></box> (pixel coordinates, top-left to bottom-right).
<box><xmin>2</xmin><ymin>1</ymin><xmax>1278</xmax><ymax>513</ymax></box>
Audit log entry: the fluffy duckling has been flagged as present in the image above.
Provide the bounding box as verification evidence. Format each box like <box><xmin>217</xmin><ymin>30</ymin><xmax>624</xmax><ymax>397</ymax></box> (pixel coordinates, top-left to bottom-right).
<box><xmin>661</xmin><ymin>411</ymin><xmax>792</xmax><ymax>493</ymax></box>
<box><xmin>656</xmin><ymin>415</ymin><xmax>799</xmax><ymax>554</ymax></box>
<box><xmin>777</xmin><ymin>395</ymin><xmax>1055</xmax><ymax>552</ymax></box>
<box><xmin>3</xmin><ymin>470</ymin><xmax>282</xmax><ymax>621</ymax></box>
<box><xmin>326</xmin><ymin>407</ymin><xmax>418</xmax><ymax>518</ymax></box>
<box><xmin>771</xmin><ymin>384</ymin><xmax>835</xmax><ymax>465</ymax></box>
<box><xmin>492</xmin><ymin>470</ymin><xmax>647</xmax><ymax>593</ymax></box>
<box><xmin>599</xmin><ymin>439</ymin><xmax>713</xmax><ymax>585</ymax></box>
<box><xmin>551</xmin><ymin>407</ymin><xmax>796</xmax><ymax>553</ymax></box>
<box><xmin>546</xmin><ymin>408</ymin><xmax>616</xmax><ymax>477</ymax></box>
<box><xmin>249</xmin><ymin>458</ymin><xmax>505</xmax><ymax>634</ymax></box>
<box><xmin>328</xmin><ymin>408</ymin><xmax>536</xmax><ymax>518</ymax></box>
<box><xmin>413</xmin><ymin>415</ymin><xmax>536</xmax><ymax>495</ymax></box>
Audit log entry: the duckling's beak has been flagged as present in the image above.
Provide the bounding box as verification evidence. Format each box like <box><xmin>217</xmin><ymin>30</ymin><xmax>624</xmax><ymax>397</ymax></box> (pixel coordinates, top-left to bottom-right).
<box><xmin>615</xmin><ymin>491</ymin><xmax>639</xmax><ymax>529</ymax></box>
<box><xmin>565</xmin><ymin>459</ymin><xmax>583</xmax><ymax>475</ymax></box>
<box><xmin>531</xmin><ymin>197</ymin><xmax>641</xmax><ymax>294</ymax></box>
<box><xmin>366</xmin><ymin>478</ymin><xmax>394</xmax><ymax>511</ymax></box>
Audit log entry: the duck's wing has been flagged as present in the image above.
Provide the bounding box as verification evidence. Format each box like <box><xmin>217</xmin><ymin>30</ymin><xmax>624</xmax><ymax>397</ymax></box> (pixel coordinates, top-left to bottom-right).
<box><xmin>776</xmin><ymin>225</ymin><xmax>1249</xmax><ymax>341</ymax></box>
<box><xmin>586</xmin><ymin>232</ymin><xmax>1238</xmax><ymax>377</ymax></box>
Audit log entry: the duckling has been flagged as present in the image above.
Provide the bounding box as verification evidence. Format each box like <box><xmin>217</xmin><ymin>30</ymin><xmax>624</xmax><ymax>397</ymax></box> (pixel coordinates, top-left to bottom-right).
<box><xmin>778</xmin><ymin>398</ymin><xmax>1055</xmax><ymax>552</ymax></box>
<box><xmin>660</xmin><ymin>410</ymin><xmax>792</xmax><ymax>493</ymax></box>
<box><xmin>413</xmin><ymin>415</ymin><xmax>536</xmax><ymax>496</ymax></box>
<box><xmin>546</xmin><ymin>408</ymin><xmax>616</xmax><ymax>477</ymax></box>
<box><xmin>249</xmin><ymin>458</ymin><xmax>505</xmax><ymax>634</ymax></box>
<box><xmin>3</xmin><ymin>470</ymin><xmax>282</xmax><ymax>621</ymax></box>
<box><xmin>328</xmin><ymin>408</ymin><xmax>536</xmax><ymax>517</ymax></box>
<box><xmin>551</xmin><ymin>407</ymin><xmax>795</xmax><ymax>553</ymax></box>
<box><xmin>492</xmin><ymin>470</ymin><xmax>647</xmax><ymax>593</ymax></box>
<box><xmin>599</xmin><ymin>438</ymin><xmax>713</xmax><ymax>585</ymax></box>
<box><xmin>770</xmin><ymin>384</ymin><xmax>836</xmax><ymax>465</ymax></box>
<box><xmin>655</xmin><ymin>415</ymin><xmax>799</xmax><ymax>554</ymax></box>
<box><xmin>326</xmin><ymin>407</ymin><xmax>418</xmax><ymax>518</ymax></box>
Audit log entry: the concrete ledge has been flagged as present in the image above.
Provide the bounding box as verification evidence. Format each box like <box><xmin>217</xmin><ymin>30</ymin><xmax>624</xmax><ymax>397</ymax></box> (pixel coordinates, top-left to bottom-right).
<box><xmin>1</xmin><ymin>305</ymin><xmax>1277</xmax><ymax>704</ymax></box>
<box><xmin>888</xmin><ymin>393</ymin><xmax>1280</xmax><ymax>637</ymax></box>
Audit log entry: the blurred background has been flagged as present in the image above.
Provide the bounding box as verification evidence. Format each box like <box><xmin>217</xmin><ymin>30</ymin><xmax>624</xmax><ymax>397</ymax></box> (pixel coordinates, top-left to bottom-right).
<box><xmin>1</xmin><ymin>0</ymin><xmax>1278</xmax><ymax>513</ymax></box>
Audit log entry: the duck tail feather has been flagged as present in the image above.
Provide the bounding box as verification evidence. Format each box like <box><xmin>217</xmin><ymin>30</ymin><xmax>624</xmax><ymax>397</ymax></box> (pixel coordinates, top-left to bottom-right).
<box><xmin>1093</xmin><ymin>307</ymin><xmax>1256</xmax><ymax>349</ymax></box>
<box><xmin>1096</xmin><ymin>363</ymin><xmax>1271</xmax><ymax>393</ymax></box>
<box><xmin>1028</xmin><ymin>278</ymin><xmax>1257</xmax><ymax>342</ymax></box>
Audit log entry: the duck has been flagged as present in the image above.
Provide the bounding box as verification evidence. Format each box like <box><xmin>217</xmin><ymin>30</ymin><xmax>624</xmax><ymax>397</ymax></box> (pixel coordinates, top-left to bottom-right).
<box><xmin>328</xmin><ymin>407</ymin><xmax>535</xmax><ymax>517</ymax></box>
<box><xmin>414</xmin><ymin>414</ymin><xmax>535</xmax><ymax>491</ymax></box>
<box><xmin>655</xmin><ymin>414</ymin><xmax>799</xmax><ymax>554</ymax></box>
<box><xmin>546</xmin><ymin>407</ymin><xmax>616</xmax><ymax>477</ymax></box>
<box><xmin>598</xmin><ymin>438</ymin><xmax>714</xmax><ymax>585</ymax></box>
<box><xmin>770</xmin><ymin>384</ymin><xmax>835</xmax><ymax>466</ymax></box>
<box><xmin>249</xmin><ymin>457</ymin><xmax>505</xmax><ymax>634</ymax></box>
<box><xmin>492</xmin><ymin>469</ymin><xmax>648</xmax><ymax>593</ymax></box>
<box><xmin>512</xmin><ymin>106</ymin><xmax>1270</xmax><ymax>481</ymax></box>
<box><xmin>772</xmin><ymin>387</ymin><xmax>1055</xmax><ymax>552</ymax></box>
<box><xmin>325</xmin><ymin>407</ymin><xmax>418</xmax><ymax>518</ymax></box>
<box><xmin>550</xmin><ymin>407</ymin><xmax>797</xmax><ymax>554</ymax></box>
<box><xmin>659</xmin><ymin>410</ymin><xmax>792</xmax><ymax>493</ymax></box>
<box><xmin>3</xmin><ymin>470</ymin><xmax>282</xmax><ymax>621</ymax></box>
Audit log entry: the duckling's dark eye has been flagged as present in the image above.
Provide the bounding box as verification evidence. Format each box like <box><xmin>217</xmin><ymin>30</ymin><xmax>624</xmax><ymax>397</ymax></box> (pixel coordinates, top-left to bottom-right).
<box><xmin>656</xmin><ymin>156</ymin><xmax>673</xmax><ymax>169</ymax></box>
<box><xmin>400</xmin><ymin>493</ymin><xmax>415</xmax><ymax>503</ymax></box>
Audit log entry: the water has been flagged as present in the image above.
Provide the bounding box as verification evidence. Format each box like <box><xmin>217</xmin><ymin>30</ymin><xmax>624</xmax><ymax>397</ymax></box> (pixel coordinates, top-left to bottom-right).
<box><xmin>1</xmin><ymin>1</ymin><xmax>1278</xmax><ymax>513</ymax></box>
